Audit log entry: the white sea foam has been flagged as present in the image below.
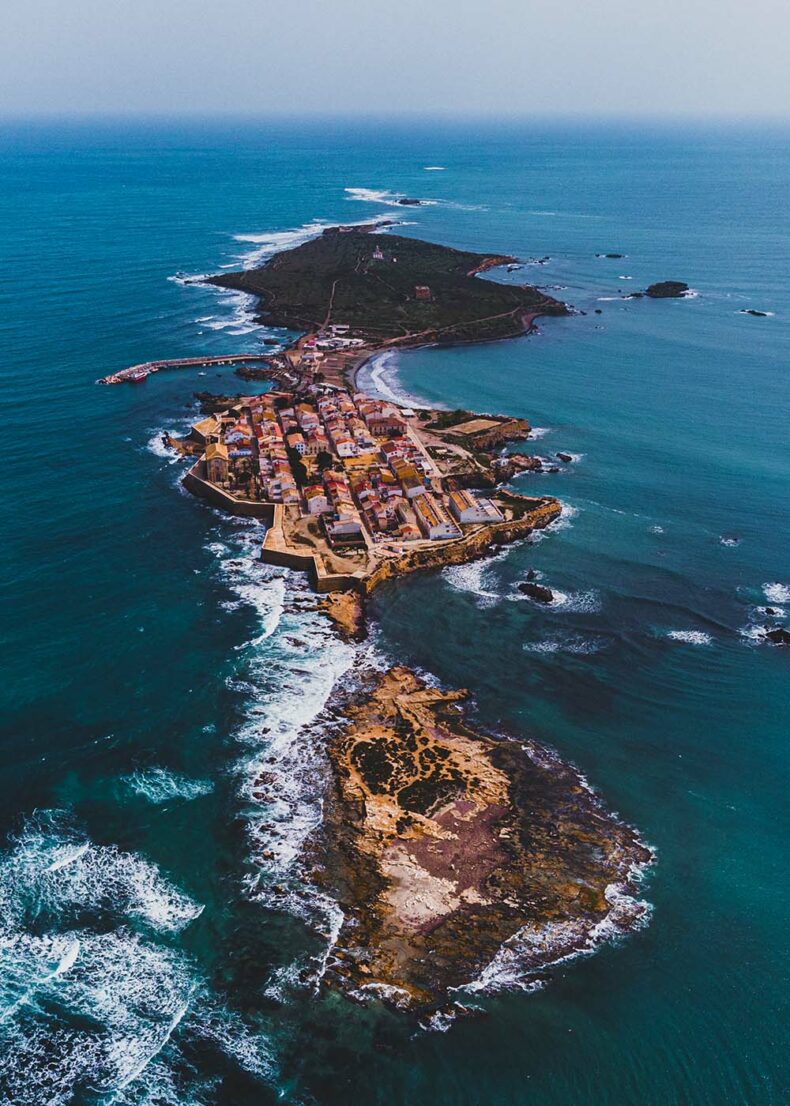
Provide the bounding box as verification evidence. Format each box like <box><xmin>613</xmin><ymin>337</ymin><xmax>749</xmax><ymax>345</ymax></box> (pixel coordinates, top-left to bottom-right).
<box><xmin>196</xmin><ymin>289</ymin><xmax>262</xmax><ymax>335</ymax></box>
<box><xmin>523</xmin><ymin>636</ymin><xmax>605</xmax><ymax>655</ymax></box>
<box><xmin>650</xmin><ymin>525</ymin><xmax>665</xmax><ymax>534</ymax></box>
<box><xmin>146</xmin><ymin>428</ymin><xmax>189</xmax><ymax>464</ymax></box>
<box><xmin>461</xmin><ymin>857</ymin><xmax>652</xmax><ymax>998</ymax></box>
<box><xmin>423</xmin><ymin>165</ymin><xmax>446</xmax><ymax>171</ymax></box>
<box><xmin>363</xmin><ymin>349</ymin><xmax>430</xmax><ymax>407</ymax></box>
<box><xmin>442</xmin><ymin>548</ymin><xmax>512</xmax><ymax>607</ymax></box>
<box><xmin>547</xmin><ymin>501</ymin><xmax>579</xmax><ymax>533</ymax></box>
<box><xmin>0</xmin><ymin>812</ymin><xmax>202</xmax><ymax>935</ymax></box>
<box><xmin>231</xmin><ymin>217</ymin><xmax>374</xmax><ymax>268</ymax></box>
<box><xmin>739</xmin><ymin>623</ymin><xmax>780</xmax><ymax>645</ymax></box>
<box><xmin>719</xmin><ymin>535</ymin><xmax>740</xmax><ymax>546</ymax></box>
<box><xmin>0</xmin><ymin>811</ymin><xmax>275</xmax><ymax>1106</ymax></box>
<box><xmin>531</xmin><ymin>588</ymin><xmax>601</xmax><ymax>613</ymax></box>
<box><xmin>666</xmin><ymin>630</ymin><xmax>712</xmax><ymax>645</ymax></box>
<box><xmin>754</xmin><ymin>605</ymin><xmax>786</xmax><ymax>619</ymax></box>
<box><xmin>527</xmin><ymin>426</ymin><xmax>552</xmax><ymax>439</ymax></box>
<box><xmin>763</xmin><ymin>582</ymin><xmax>790</xmax><ymax>604</ymax></box>
<box><xmin>345</xmin><ymin>187</ymin><xmax>438</xmax><ymax>208</ymax></box>
<box><xmin>122</xmin><ymin>768</ymin><xmax>214</xmax><ymax>805</ymax></box>
<box><xmin>202</xmin><ymin>528</ymin><xmax>360</xmax><ymax>886</ymax></box>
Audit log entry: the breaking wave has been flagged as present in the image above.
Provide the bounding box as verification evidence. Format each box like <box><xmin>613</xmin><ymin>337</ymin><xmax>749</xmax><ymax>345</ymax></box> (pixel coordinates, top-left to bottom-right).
<box><xmin>442</xmin><ymin>547</ymin><xmax>512</xmax><ymax>607</ymax></box>
<box><xmin>666</xmin><ymin>630</ymin><xmax>713</xmax><ymax>646</ymax></box>
<box><xmin>523</xmin><ymin>635</ymin><xmax>606</xmax><ymax>655</ymax></box>
<box><xmin>231</xmin><ymin>215</ymin><xmax>392</xmax><ymax>268</ymax></box>
<box><xmin>0</xmin><ymin>811</ymin><xmax>202</xmax><ymax>935</ymax></box>
<box><xmin>0</xmin><ymin>811</ymin><xmax>275</xmax><ymax>1104</ymax></box>
<box><xmin>460</xmin><ymin>841</ymin><xmax>653</xmax><ymax>999</ymax></box>
<box><xmin>122</xmin><ymin>768</ymin><xmax>214</xmax><ymax>805</ymax></box>
<box><xmin>763</xmin><ymin>582</ymin><xmax>790</xmax><ymax>605</ymax></box>
<box><xmin>361</xmin><ymin>349</ymin><xmax>431</xmax><ymax>408</ymax></box>
<box><xmin>345</xmin><ymin>187</ymin><xmax>438</xmax><ymax>208</ymax></box>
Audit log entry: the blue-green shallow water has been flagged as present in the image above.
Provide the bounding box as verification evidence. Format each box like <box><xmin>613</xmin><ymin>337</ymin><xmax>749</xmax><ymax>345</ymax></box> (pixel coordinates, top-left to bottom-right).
<box><xmin>0</xmin><ymin>118</ymin><xmax>788</xmax><ymax>1105</ymax></box>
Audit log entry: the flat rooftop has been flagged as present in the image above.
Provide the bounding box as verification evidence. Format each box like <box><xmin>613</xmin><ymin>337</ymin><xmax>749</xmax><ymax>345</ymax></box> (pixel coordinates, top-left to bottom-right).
<box><xmin>447</xmin><ymin>417</ymin><xmax>503</xmax><ymax>436</ymax></box>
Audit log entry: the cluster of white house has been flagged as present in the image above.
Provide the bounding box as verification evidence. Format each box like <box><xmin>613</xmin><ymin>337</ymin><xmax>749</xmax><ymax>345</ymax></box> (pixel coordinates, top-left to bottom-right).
<box><xmin>196</xmin><ymin>387</ymin><xmax>504</xmax><ymax>544</ymax></box>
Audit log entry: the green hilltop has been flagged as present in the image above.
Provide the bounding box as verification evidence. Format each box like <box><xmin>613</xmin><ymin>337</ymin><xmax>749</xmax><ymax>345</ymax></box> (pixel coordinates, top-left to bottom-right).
<box><xmin>208</xmin><ymin>227</ymin><xmax>568</xmax><ymax>344</ymax></box>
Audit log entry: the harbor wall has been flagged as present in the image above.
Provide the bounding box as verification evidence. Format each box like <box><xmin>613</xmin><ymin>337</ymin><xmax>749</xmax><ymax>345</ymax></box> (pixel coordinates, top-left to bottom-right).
<box><xmin>183</xmin><ymin>466</ymin><xmax>275</xmax><ymax>522</ymax></box>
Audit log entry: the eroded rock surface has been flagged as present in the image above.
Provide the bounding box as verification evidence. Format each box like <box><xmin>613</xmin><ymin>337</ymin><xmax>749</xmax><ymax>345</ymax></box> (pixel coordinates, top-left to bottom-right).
<box><xmin>311</xmin><ymin>668</ymin><xmax>652</xmax><ymax>1010</ymax></box>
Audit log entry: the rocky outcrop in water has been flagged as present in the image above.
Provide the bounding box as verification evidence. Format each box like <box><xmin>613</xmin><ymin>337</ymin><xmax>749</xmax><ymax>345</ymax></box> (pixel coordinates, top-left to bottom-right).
<box><xmin>310</xmin><ymin>668</ymin><xmax>653</xmax><ymax>1011</ymax></box>
<box><xmin>645</xmin><ymin>281</ymin><xmax>689</xmax><ymax>298</ymax></box>
<box><xmin>765</xmin><ymin>627</ymin><xmax>790</xmax><ymax>646</ymax></box>
<box><xmin>519</xmin><ymin>581</ymin><xmax>554</xmax><ymax>603</ymax></box>
<box><xmin>319</xmin><ymin>592</ymin><xmax>366</xmax><ymax>640</ymax></box>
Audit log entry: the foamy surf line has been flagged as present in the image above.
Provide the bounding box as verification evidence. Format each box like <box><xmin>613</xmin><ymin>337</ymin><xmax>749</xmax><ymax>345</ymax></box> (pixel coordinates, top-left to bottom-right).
<box><xmin>199</xmin><ymin>521</ymin><xmax>413</xmax><ymax>1001</ymax></box>
<box><xmin>0</xmin><ymin>811</ymin><xmax>272</xmax><ymax>1103</ymax></box>
<box><xmin>359</xmin><ymin>349</ymin><xmax>439</xmax><ymax>409</ymax></box>
<box><xmin>345</xmin><ymin>187</ymin><xmax>438</xmax><ymax>208</ymax></box>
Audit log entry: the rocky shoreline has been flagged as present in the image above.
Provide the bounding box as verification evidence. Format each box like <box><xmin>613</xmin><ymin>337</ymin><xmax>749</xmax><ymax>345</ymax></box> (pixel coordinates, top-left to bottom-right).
<box><xmin>302</xmin><ymin>667</ymin><xmax>653</xmax><ymax>1012</ymax></box>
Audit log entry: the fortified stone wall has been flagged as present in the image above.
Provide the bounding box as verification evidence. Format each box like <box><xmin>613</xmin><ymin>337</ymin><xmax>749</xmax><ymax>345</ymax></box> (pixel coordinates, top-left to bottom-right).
<box><xmin>183</xmin><ymin>465</ymin><xmax>275</xmax><ymax>522</ymax></box>
<box><xmin>360</xmin><ymin>498</ymin><xmax>560</xmax><ymax>595</ymax></box>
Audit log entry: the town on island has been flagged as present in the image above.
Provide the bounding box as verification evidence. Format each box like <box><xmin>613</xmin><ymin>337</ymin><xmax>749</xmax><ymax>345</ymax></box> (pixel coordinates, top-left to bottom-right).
<box><xmin>169</xmin><ymin>354</ymin><xmax>562</xmax><ymax>635</ymax></box>
<box><xmin>99</xmin><ymin>222</ymin><xmax>655</xmax><ymax>1013</ymax></box>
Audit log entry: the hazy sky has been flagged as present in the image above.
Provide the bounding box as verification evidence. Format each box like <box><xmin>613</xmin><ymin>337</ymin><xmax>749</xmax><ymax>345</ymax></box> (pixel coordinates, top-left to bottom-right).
<box><xmin>2</xmin><ymin>0</ymin><xmax>789</xmax><ymax>119</ymax></box>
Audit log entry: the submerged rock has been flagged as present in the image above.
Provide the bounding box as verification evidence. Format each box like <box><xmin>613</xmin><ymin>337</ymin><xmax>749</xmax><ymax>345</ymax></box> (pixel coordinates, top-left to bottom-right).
<box><xmin>519</xmin><ymin>581</ymin><xmax>554</xmax><ymax>603</ymax></box>
<box><xmin>307</xmin><ymin>668</ymin><xmax>652</xmax><ymax>1011</ymax></box>
<box><xmin>741</xmin><ymin>309</ymin><xmax>768</xmax><ymax>317</ymax></box>
<box><xmin>556</xmin><ymin>452</ymin><xmax>573</xmax><ymax>463</ymax></box>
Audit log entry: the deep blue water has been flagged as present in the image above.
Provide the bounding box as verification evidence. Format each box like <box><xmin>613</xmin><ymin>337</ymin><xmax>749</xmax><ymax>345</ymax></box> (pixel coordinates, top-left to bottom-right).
<box><xmin>0</xmin><ymin>118</ymin><xmax>788</xmax><ymax>1105</ymax></box>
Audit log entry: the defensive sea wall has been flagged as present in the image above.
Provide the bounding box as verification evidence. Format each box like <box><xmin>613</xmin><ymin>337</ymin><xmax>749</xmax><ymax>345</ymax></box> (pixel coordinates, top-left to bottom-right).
<box><xmin>183</xmin><ymin>463</ymin><xmax>275</xmax><ymax>522</ymax></box>
<box><xmin>359</xmin><ymin>496</ymin><xmax>561</xmax><ymax>595</ymax></box>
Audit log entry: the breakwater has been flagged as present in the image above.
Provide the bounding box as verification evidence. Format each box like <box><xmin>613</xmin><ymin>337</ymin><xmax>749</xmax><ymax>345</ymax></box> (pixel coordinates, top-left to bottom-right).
<box><xmin>98</xmin><ymin>354</ymin><xmax>275</xmax><ymax>385</ymax></box>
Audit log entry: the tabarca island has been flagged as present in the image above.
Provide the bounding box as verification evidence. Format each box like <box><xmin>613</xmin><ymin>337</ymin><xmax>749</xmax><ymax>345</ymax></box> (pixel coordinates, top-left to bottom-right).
<box><xmin>164</xmin><ymin>224</ymin><xmax>570</xmax><ymax>634</ymax></box>
<box><xmin>105</xmin><ymin>223</ymin><xmax>655</xmax><ymax>1013</ymax></box>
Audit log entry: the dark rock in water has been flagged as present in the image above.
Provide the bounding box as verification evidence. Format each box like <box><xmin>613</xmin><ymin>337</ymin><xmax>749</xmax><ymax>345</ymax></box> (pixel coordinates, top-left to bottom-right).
<box><xmin>556</xmin><ymin>452</ymin><xmax>573</xmax><ymax>463</ymax></box>
<box><xmin>597</xmin><ymin>252</ymin><xmax>624</xmax><ymax>259</ymax></box>
<box><xmin>397</xmin><ymin>197</ymin><xmax>424</xmax><ymax>206</ymax></box>
<box><xmin>193</xmin><ymin>390</ymin><xmax>242</xmax><ymax>414</ymax></box>
<box><xmin>645</xmin><ymin>281</ymin><xmax>689</xmax><ymax>298</ymax></box>
<box><xmin>765</xmin><ymin>608</ymin><xmax>776</xmax><ymax>616</ymax></box>
<box><xmin>594</xmin><ymin>308</ymin><xmax>602</xmax><ymax>314</ymax></box>
<box><xmin>264</xmin><ymin>337</ymin><xmax>280</xmax><ymax>345</ymax></box>
<box><xmin>765</xmin><ymin>627</ymin><xmax>790</xmax><ymax>646</ymax></box>
<box><xmin>741</xmin><ymin>309</ymin><xmax>768</xmax><ymax>317</ymax></box>
<box><xmin>519</xmin><ymin>581</ymin><xmax>555</xmax><ymax>603</ymax></box>
<box><xmin>526</xmin><ymin>568</ymin><xmax>538</xmax><ymax>581</ymax></box>
<box><xmin>626</xmin><ymin>292</ymin><xmax>644</xmax><ymax>299</ymax></box>
<box><xmin>547</xmin><ymin>466</ymin><xmax>560</xmax><ymax>473</ymax></box>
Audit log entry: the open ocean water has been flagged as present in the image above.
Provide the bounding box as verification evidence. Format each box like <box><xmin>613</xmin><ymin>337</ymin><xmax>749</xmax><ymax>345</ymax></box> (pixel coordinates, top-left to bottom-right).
<box><xmin>0</xmin><ymin>117</ymin><xmax>788</xmax><ymax>1105</ymax></box>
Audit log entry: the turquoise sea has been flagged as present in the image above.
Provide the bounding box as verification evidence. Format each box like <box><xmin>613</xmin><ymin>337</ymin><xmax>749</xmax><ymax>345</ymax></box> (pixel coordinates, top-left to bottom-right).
<box><xmin>0</xmin><ymin>118</ymin><xmax>788</xmax><ymax>1105</ymax></box>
